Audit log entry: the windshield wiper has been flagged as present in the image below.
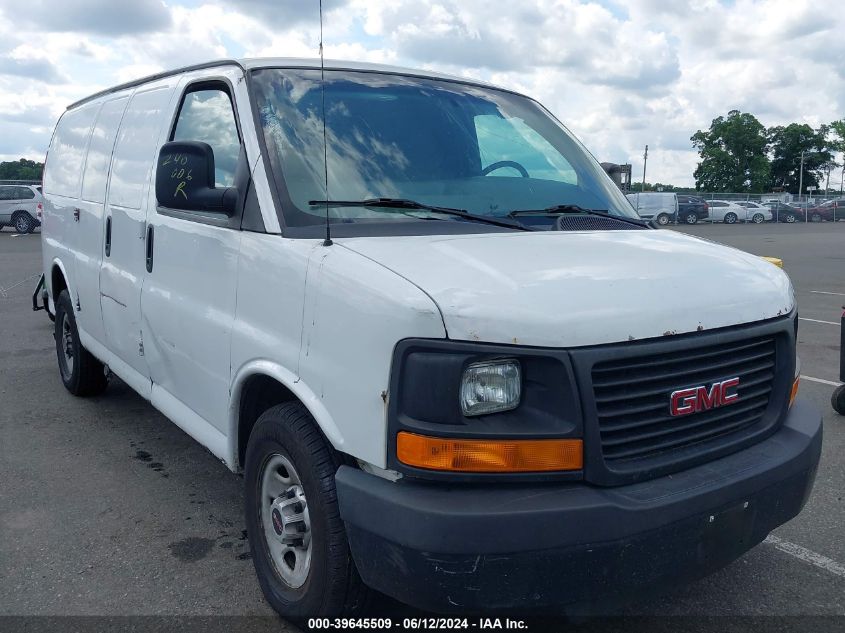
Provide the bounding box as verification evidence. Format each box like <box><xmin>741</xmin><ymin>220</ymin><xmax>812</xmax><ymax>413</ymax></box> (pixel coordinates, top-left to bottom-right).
<box><xmin>308</xmin><ymin>198</ymin><xmax>531</xmax><ymax>231</ymax></box>
<box><xmin>507</xmin><ymin>204</ymin><xmax>650</xmax><ymax>228</ymax></box>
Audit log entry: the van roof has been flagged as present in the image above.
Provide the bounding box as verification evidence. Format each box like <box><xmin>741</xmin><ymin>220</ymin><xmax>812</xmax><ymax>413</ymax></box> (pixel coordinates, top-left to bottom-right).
<box><xmin>67</xmin><ymin>57</ymin><xmax>511</xmax><ymax>110</ymax></box>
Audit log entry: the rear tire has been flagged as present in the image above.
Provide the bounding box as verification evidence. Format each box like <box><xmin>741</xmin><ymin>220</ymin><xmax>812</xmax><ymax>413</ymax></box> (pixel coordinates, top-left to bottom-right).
<box><xmin>244</xmin><ymin>402</ymin><xmax>371</xmax><ymax>620</ymax></box>
<box><xmin>13</xmin><ymin>212</ymin><xmax>35</xmax><ymax>234</ymax></box>
<box><xmin>54</xmin><ymin>290</ymin><xmax>108</xmax><ymax>396</ymax></box>
<box><xmin>724</xmin><ymin>212</ymin><xmax>738</xmax><ymax>224</ymax></box>
<box><xmin>811</xmin><ymin>213</ymin><xmax>822</xmax><ymax>223</ymax></box>
<box><xmin>832</xmin><ymin>385</ymin><xmax>845</xmax><ymax>415</ymax></box>
<box><xmin>784</xmin><ymin>213</ymin><xmax>797</xmax><ymax>223</ymax></box>
<box><xmin>684</xmin><ymin>213</ymin><xmax>698</xmax><ymax>225</ymax></box>
<box><xmin>751</xmin><ymin>213</ymin><xmax>764</xmax><ymax>224</ymax></box>
<box><xmin>655</xmin><ymin>213</ymin><xmax>670</xmax><ymax>226</ymax></box>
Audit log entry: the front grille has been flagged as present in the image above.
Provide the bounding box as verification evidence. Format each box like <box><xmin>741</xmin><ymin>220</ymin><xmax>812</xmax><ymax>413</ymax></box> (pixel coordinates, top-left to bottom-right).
<box><xmin>592</xmin><ymin>335</ymin><xmax>777</xmax><ymax>463</ymax></box>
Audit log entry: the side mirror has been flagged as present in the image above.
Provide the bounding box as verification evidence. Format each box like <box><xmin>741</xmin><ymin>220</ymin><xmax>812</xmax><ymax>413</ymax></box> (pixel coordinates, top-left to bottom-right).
<box><xmin>155</xmin><ymin>141</ymin><xmax>237</xmax><ymax>215</ymax></box>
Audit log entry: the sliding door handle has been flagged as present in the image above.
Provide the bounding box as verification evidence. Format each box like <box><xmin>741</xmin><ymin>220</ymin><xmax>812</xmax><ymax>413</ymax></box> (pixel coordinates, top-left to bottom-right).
<box><xmin>105</xmin><ymin>216</ymin><xmax>112</xmax><ymax>257</ymax></box>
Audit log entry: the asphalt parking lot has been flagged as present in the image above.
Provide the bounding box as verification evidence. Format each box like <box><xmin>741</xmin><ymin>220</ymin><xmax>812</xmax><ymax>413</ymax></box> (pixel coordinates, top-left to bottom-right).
<box><xmin>1</xmin><ymin>223</ymin><xmax>843</xmax><ymax>626</ymax></box>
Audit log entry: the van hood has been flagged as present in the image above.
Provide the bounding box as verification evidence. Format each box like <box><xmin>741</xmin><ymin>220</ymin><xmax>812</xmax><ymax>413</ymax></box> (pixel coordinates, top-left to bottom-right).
<box><xmin>338</xmin><ymin>230</ymin><xmax>794</xmax><ymax>347</ymax></box>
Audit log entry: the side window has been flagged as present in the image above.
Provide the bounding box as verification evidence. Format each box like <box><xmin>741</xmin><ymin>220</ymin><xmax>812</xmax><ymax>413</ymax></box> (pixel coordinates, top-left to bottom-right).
<box><xmin>16</xmin><ymin>187</ymin><xmax>36</xmax><ymax>200</ymax></box>
<box><xmin>43</xmin><ymin>103</ymin><xmax>99</xmax><ymax>198</ymax></box>
<box><xmin>474</xmin><ymin>114</ymin><xmax>577</xmax><ymax>184</ymax></box>
<box><xmin>110</xmin><ymin>86</ymin><xmax>173</xmax><ymax>209</ymax></box>
<box><xmin>82</xmin><ymin>96</ymin><xmax>130</xmax><ymax>203</ymax></box>
<box><xmin>0</xmin><ymin>187</ymin><xmax>14</xmax><ymax>200</ymax></box>
<box><xmin>171</xmin><ymin>87</ymin><xmax>240</xmax><ymax>187</ymax></box>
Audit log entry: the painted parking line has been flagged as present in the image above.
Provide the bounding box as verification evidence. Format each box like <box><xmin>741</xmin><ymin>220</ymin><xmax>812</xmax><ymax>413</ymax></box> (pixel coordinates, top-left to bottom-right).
<box><xmin>811</xmin><ymin>290</ymin><xmax>845</xmax><ymax>297</ymax></box>
<box><xmin>764</xmin><ymin>534</ymin><xmax>845</xmax><ymax>580</ymax></box>
<box><xmin>799</xmin><ymin>317</ymin><xmax>840</xmax><ymax>326</ymax></box>
<box><xmin>801</xmin><ymin>375</ymin><xmax>843</xmax><ymax>387</ymax></box>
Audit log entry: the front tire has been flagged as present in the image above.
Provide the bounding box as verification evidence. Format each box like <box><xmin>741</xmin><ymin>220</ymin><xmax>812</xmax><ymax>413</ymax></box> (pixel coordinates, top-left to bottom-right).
<box><xmin>244</xmin><ymin>402</ymin><xmax>371</xmax><ymax>620</ymax></box>
<box><xmin>54</xmin><ymin>290</ymin><xmax>108</xmax><ymax>396</ymax></box>
<box><xmin>811</xmin><ymin>213</ymin><xmax>822</xmax><ymax>223</ymax></box>
<box><xmin>751</xmin><ymin>213</ymin><xmax>764</xmax><ymax>224</ymax></box>
<box><xmin>684</xmin><ymin>212</ymin><xmax>698</xmax><ymax>225</ymax></box>
<box><xmin>724</xmin><ymin>212</ymin><xmax>738</xmax><ymax>224</ymax></box>
<box><xmin>833</xmin><ymin>385</ymin><xmax>845</xmax><ymax>415</ymax></box>
<box><xmin>784</xmin><ymin>213</ymin><xmax>797</xmax><ymax>223</ymax></box>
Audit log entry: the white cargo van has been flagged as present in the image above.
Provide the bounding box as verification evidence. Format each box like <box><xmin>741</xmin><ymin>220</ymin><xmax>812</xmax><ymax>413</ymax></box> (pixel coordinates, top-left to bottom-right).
<box><xmin>40</xmin><ymin>59</ymin><xmax>821</xmax><ymax>618</ymax></box>
<box><xmin>626</xmin><ymin>191</ymin><xmax>679</xmax><ymax>225</ymax></box>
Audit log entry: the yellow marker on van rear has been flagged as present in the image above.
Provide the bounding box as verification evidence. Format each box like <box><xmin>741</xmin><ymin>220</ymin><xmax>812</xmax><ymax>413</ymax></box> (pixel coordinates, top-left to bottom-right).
<box><xmin>761</xmin><ymin>256</ymin><xmax>783</xmax><ymax>268</ymax></box>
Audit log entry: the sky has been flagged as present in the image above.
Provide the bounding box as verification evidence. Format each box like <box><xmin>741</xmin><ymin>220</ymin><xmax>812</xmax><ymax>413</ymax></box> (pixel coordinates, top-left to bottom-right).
<box><xmin>0</xmin><ymin>0</ymin><xmax>841</xmax><ymax>187</ymax></box>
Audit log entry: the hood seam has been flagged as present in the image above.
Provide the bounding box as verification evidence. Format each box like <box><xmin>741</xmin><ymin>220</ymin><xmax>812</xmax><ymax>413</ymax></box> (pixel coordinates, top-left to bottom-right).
<box><xmin>335</xmin><ymin>242</ymin><xmax>449</xmax><ymax>338</ymax></box>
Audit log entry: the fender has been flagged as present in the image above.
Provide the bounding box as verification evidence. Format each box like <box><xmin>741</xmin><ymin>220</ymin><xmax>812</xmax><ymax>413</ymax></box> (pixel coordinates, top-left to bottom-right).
<box><xmin>228</xmin><ymin>359</ymin><xmax>346</xmax><ymax>472</ymax></box>
<box><xmin>49</xmin><ymin>256</ymin><xmax>74</xmax><ymax>306</ymax></box>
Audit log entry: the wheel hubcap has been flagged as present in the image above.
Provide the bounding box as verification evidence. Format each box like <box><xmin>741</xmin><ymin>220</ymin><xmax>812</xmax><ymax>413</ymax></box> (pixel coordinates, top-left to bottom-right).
<box><xmin>60</xmin><ymin>313</ymin><xmax>74</xmax><ymax>378</ymax></box>
<box><xmin>260</xmin><ymin>453</ymin><xmax>312</xmax><ymax>588</ymax></box>
<box><xmin>16</xmin><ymin>217</ymin><xmax>28</xmax><ymax>232</ymax></box>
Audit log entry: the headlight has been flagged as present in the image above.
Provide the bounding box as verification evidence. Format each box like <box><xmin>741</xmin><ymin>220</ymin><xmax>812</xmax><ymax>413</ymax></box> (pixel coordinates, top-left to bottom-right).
<box><xmin>460</xmin><ymin>359</ymin><xmax>521</xmax><ymax>416</ymax></box>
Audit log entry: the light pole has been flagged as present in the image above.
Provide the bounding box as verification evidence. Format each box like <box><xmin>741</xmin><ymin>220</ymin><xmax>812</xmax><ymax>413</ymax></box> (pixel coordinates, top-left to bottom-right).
<box><xmin>798</xmin><ymin>150</ymin><xmax>804</xmax><ymax>202</ymax></box>
<box><xmin>642</xmin><ymin>144</ymin><xmax>648</xmax><ymax>192</ymax></box>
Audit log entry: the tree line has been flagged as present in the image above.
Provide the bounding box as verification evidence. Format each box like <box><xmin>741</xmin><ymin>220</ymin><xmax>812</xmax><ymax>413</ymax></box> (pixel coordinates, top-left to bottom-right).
<box><xmin>690</xmin><ymin>111</ymin><xmax>844</xmax><ymax>194</ymax></box>
<box><xmin>0</xmin><ymin>158</ymin><xmax>44</xmax><ymax>181</ymax></box>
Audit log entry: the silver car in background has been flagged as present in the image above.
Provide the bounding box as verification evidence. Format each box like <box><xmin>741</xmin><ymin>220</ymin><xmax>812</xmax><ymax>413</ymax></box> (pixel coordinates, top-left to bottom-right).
<box><xmin>708</xmin><ymin>200</ymin><xmax>771</xmax><ymax>224</ymax></box>
<box><xmin>0</xmin><ymin>184</ymin><xmax>43</xmax><ymax>233</ymax></box>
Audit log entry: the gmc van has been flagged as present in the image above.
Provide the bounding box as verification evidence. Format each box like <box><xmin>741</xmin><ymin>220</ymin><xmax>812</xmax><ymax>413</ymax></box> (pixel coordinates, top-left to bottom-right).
<box><xmin>40</xmin><ymin>58</ymin><xmax>821</xmax><ymax>617</ymax></box>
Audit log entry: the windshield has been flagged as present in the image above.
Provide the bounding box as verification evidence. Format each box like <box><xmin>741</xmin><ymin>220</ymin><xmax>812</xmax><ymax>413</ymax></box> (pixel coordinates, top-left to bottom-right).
<box><xmin>251</xmin><ymin>68</ymin><xmax>637</xmax><ymax>233</ymax></box>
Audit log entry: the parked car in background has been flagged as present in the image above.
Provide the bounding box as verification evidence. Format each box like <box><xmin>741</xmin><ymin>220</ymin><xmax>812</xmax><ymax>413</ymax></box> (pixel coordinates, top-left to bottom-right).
<box><xmin>762</xmin><ymin>201</ymin><xmax>800</xmax><ymax>223</ymax></box>
<box><xmin>735</xmin><ymin>201</ymin><xmax>773</xmax><ymax>224</ymax></box>
<box><xmin>677</xmin><ymin>195</ymin><xmax>709</xmax><ymax>224</ymax></box>
<box><xmin>707</xmin><ymin>200</ymin><xmax>754</xmax><ymax>224</ymax></box>
<box><xmin>0</xmin><ymin>184</ymin><xmax>43</xmax><ymax>233</ymax></box>
<box><xmin>626</xmin><ymin>192</ymin><xmax>679</xmax><ymax>225</ymax></box>
<box><xmin>806</xmin><ymin>198</ymin><xmax>845</xmax><ymax>222</ymax></box>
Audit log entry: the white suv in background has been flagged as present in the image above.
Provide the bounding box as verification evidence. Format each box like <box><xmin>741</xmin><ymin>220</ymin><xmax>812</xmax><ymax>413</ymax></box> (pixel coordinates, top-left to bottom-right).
<box><xmin>0</xmin><ymin>184</ymin><xmax>43</xmax><ymax>233</ymax></box>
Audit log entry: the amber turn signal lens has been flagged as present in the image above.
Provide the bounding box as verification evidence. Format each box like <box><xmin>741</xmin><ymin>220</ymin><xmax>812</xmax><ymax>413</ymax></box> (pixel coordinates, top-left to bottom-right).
<box><xmin>789</xmin><ymin>376</ymin><xmax>800</xmax><ymax>408</ymax></box>
<box><xmin>396</xmin><ymin>432</ymin><xmax>583</xmax><ymax>473</ymax></box>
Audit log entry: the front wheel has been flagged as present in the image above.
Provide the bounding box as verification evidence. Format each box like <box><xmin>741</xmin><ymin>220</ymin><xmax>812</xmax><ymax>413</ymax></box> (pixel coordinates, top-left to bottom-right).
<box><xmin>784</xmin><ymin>213</ymin><xmax>797</xmax><ymax>223</ymax></box>
<box><xmin>684</xmin><ymin>212</ymin><xmax>698</xmax><ymax>225</ymax></box>
<box><xmin>811</xmin><ymin>213</ymin><xmax>822</xmax><ymax>223</ymax></box>
<box><xmin>244</xmin><ymin>402</ymin><xmax>371</xmax><ymax>620</ymax></box>
<box><xmin>751</xmin><ymin>213</ymin><xmax>764</xmax><ymax>224</ymax></box>
<box><xmin>724</xmin><ymin>212</ymin><xmax>738</xmax><ymax>224</ymax></box>
<box><xmin>655</xmin><ymin>213</ymin><xmax>670</xmax><ymax>226</ymax></box>
<box><xmin>54</xmin><ymin>290</ymin><xmax>108</xmax><ymax>396</ymax></box>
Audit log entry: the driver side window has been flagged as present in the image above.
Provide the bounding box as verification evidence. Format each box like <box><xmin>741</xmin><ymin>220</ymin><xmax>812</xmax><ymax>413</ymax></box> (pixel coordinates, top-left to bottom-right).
<box><xmin>474</xmin><ymin>114</ymin><xmax>577</xmax><ymax>184</ymax></box>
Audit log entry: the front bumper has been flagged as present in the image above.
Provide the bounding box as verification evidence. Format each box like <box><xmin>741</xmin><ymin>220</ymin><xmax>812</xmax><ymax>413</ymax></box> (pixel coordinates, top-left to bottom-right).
<box><xmin>336</xmin><ymin>399</ymin><xmax>822</xmax><ymax>614</ymax></box>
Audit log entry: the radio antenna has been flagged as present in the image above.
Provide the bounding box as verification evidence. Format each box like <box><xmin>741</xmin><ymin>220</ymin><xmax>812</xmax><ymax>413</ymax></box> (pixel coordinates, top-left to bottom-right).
<box><xmin>319</xmin><ymin>0</ymin><xmax>332</xmax><ymax>246</ymax></box>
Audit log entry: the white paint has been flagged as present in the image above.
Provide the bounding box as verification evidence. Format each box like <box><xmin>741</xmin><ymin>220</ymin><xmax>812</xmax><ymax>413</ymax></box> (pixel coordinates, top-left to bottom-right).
<box><xmin>799</xmin><ymin>317</ymin><xmax>839</xmax><ymax>326</ymax></box>
<box><xmin>811</xmin><ymin>290</ymin><xmax>845</xmax><ymax>297</ymax></box>
<box><xmin>764</xmin><ymin>534</ymin><xmax>845</xmax><ymax>579</ymax></box>
<box><xmin>801</xmin><ymin>375</ymin><xmax>843</xmax><ymax>387</ymax></box>
<box><xmin>342</xmin><ymin>230</ymin><xmax>794</xmax><ymax>347</ymax></box>
<box><xmin>38</xmin><ymin>58</ymin><xmax>800</xmax><ymax>474</ymax></box>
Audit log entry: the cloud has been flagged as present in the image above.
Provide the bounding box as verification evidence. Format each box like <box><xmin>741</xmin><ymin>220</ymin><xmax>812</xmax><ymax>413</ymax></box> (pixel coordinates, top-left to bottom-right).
<box><xmin>0</xmin><ymin>56</ymin><xmax>66</xmax><ymax>83</ymax></box>
<box><xmin>0</xmin><ymin>0</ymin><xmax>170</xmax><ymax>35</ymax></box>
<box><xmin>0</xmin><ymin>0</ymin><xmax>842</xmax><ymax>187</ymax></box>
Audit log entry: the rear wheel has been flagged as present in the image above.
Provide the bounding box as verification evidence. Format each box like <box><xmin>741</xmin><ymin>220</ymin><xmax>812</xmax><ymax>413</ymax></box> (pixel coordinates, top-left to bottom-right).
<box><xmin>684</xmin><ymin>212</ymin><xmax>698</xmax><ymax>225</ymax></box>
<box><xmin>13</xmin><ymin>212</ymin><xmax>35</xmax><ymax>234</ymax></box>
<box><xmin>784</xmin><ymin>213</ymin><xmax>797</xmax><ymax>223</ymax></box>
<box><xmin>655</xmin><ymin>213</ymin><xmax>670</xmax><ymax>226</ymax></box>
<box><xmin>244</xmin><ymin>402</ymin><xmax>371</xmax><ymax>620</ymax></box>
<box><xmin>833</xmin><ymin>385</ymin><xmax>845</xmax><ymax>415</ymax></box>
<box><xmin>811</xmin><ymin>213</ymin><xmax>822</xmax><ymax>223</ymax></box>
<box><xmin>751</xmin><ymin>213</ymin><xmax>764</xmax><ymax>224</ymax></box>
<box><xmin>54</xmin><ymin>290</ymin><xmax>108</xmax><ymax>396</ymax></box>
<box><xmin>724</xmin><ymin>212</ymin><xmax>738</xmax><ymax>224</ymax></box>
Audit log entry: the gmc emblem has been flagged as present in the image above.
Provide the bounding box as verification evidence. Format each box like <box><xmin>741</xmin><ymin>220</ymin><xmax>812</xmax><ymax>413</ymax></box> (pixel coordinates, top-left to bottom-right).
<box><xmin>670</xmin><ymin>378</ymin><xmax>740</xmax><ymax>417</ymax></box>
